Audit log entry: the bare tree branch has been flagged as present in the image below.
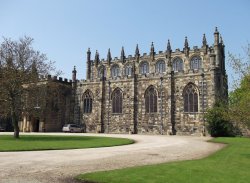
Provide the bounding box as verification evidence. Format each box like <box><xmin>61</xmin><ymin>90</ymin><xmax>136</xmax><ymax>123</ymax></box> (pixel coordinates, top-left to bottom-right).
<box><xmin>0</xmin><ymin>36</ymin><xmax>61</xmax><ymax>138</ymax></box>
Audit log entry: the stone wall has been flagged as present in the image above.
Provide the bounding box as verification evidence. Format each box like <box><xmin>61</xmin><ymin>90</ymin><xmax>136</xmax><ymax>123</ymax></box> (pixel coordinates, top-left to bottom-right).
<box><xmin>77</xmin><ymin>29</ymin><xmax>228</xmax><ymax>135</ymax></box>
<box><xmin>20</xmin><ymin>77</ymin><xmax>74</xmax><ymax>132</ymax></box>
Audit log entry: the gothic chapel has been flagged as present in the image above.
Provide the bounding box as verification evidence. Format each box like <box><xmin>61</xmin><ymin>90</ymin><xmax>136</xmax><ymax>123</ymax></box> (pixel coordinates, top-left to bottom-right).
<box><xmin>75</xmin><ymin>27</ymin><xmax>228</xmax><ymax>135</ymax></box>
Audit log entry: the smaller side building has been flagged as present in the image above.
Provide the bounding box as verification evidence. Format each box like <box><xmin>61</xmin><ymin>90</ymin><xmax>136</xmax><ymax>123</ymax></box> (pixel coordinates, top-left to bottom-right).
<box><xmin>19</xmin><ymin>73</ymin><xmax>76</xmax><ymax>132</ymax></box>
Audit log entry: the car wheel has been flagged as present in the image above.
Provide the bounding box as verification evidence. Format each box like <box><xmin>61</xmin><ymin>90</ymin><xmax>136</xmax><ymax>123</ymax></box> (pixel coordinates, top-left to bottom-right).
<box><xmin>70</xmin><ymin>129</ymin><xmax>73</xmax><ymax>133</ymax></box>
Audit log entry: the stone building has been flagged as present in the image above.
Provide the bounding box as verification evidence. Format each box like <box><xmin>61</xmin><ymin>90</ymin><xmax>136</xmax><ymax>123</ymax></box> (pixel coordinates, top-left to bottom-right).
<box><xmin>76</xmin><ymin>27</ymin><xmax>228</xmax><ymax>135</ymax></box>
<box><xmin>19</xmin><ymin>74</ymin><xmax>76</xmax><ymax>132</ymax></box>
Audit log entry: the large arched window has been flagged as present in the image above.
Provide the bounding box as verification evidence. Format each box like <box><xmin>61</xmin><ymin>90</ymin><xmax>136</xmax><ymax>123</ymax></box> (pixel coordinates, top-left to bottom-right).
<box><xmin>98</xmin><ymin>65</ymin><xmax>106</xmax><ymax>78</ymax></box>
<box><xmin>183</xmin><ymin>84</ymin><xmax>198</xmax><ymax>112</ymax></box>
<box><xmin>145</xmin><ymin>86</ymin><xmax>157</xmax><ymax>113</ymax></box>
<box><xmin>124</xmin><ymin>64</ymin><xmax>132</xmax><ymax>76</ymax></box>
<box><xmin>140</xmin><ymin>61</ymin><xmax>149</xmax><ymax>74</ymax></box>
<box><xmin>112</xmin><ymin>88</ymin><xmax>122</xmax><ymax>114</ymax></box>
<box><xmin>155</xmin><ymin>60</ymin><xmax>165</xmax><ymax>73</ymax></box>
<box><xmin>111</xmin><ymin>65</ymin><xmax>120</xmax><ymax>78</ymax></box>
<box><xmin>172</xmin><ymin>57</ymin><xmax>183</xmax><ymax>71</ymax></box>
<box><xmin>83</xmin><ymin>90</ymin><xmax>93</xmax><ymax>113</ymax></box>
<box><xmin>190</xmin><ymin>56</ymin><xmax>201</xmax><ymax>70</ymax></box>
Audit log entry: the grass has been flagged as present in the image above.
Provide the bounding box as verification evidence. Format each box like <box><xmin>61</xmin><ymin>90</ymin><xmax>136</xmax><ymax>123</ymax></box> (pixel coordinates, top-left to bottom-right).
<box><xmin>0</xmin><ymin>135</ymin><xmax>133</xmax><ymax>151</ymax></box>
<box><xmin>77</xmin><ymin>137</ymin><xmax>250</xmax><ymax>183</ymax></box>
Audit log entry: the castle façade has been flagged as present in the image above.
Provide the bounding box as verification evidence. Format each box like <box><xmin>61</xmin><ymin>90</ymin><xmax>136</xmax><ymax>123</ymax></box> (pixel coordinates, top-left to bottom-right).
<box><xmin>19</xmin><ymin>27</ymin><xmax>228</xmax><ymax>135</ymax></box>
<box><xmin>75</xmin><ymin>27</ymin><xmax>228</xmax><ymax>135</ymax></box>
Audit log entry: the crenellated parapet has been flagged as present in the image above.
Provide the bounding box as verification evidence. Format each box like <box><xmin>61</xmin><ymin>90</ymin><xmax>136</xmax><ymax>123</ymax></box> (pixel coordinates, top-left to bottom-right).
<box><xmin>39</xmin><ymin>74</ymin><xmax>73</xmax><ymax>85</ymax></box>
<box><xmin>76</xmin><ymin>27</ymin><xmax>228</xmax><ymax>135</ymax></box>
<box><xmin>83</xmin><ymin>27</ymin><xmax>225</xmax><ymax>82</ymax></box>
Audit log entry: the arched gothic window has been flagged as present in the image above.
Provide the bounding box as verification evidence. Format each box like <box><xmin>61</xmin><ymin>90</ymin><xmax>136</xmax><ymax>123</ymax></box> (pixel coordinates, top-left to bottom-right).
<box><xmin>183</xmin><ymin>84</ymin><xmax>198</xmax><ymax>112</ymax></box>
<box><xmin>98</xmin><ymin>65</ymin><xmax>106</xmax><ymax>78</ymax></box>
<box><xmin>140</xmin><ymin>61</ymin><xmax>149</xmax><ymax>74</ymax></box>
<box><xmin>124</xmin><ymin>65</ymin><xmax>132</xmax><ymax>76</ymax></box>
<box><xmin>111</xmin><ymin>65</ymin><xmax>120</xmax><ymax>78</ymax></box>
<box><xmin>83</xmin><ymin>90</ymin><xmax>93</xmax><ymax>113</ymax></box>
<box><xmin>155</xmin><ymin>60</ymin><xmax>165</xmax><ymax>73</ymax></box>
<box><xmin>145</xmin><ymin>86</ymin><xmax>157</xmax><ymax>113</ymax></box>
<box><xmin>112</xmin><ymin>88</ymin><xmax>122</xmax><ymax>113</ymax></box>
<box><xmin>190</xmin><ymin>56</ymin><xmax>201</xmax><ymax>70</ymax></box>
<box><xmin>172</xmin><ymin>57</ymin><xmax>183</xmax><ymax>71</ymax></box>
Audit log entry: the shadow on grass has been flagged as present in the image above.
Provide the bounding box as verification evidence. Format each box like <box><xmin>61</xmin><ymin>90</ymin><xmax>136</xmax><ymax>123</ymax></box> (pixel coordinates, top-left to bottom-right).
<box><xmin>0</xmin><ymin>135</ymin><xmax>114</xmax><ymax>141</ymax></box>
<box><xmin>0</xmin><ymin>135</ymin><xmax>134</xmax><ymax>152</ymax></box>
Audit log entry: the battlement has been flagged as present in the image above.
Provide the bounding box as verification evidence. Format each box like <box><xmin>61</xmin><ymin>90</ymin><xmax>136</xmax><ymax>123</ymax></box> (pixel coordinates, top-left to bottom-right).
<box><xmin>84</xmin><ymin>27</ymin><xmax>225</xmax><ymax>81</ymax></box>
<box><xmin>39</xmin><ymin>75</ymin><xmax>72</xmax><ymax>84</ymax></box>
<box><xmin>87</xmin><ymin>41</ymin><xmax>216</xmax><ymax>64</ymax></box>
<box><xmin>88</xmin><ymin>44</ymin><xmax>211</xmax><ymax>65</ymax></box>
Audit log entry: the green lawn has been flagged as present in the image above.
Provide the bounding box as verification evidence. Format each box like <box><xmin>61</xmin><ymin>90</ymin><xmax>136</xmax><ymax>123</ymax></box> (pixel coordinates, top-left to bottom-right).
<box><xmin>0</xmin><ymin>135</ymin><xmax>133</xmax><ymax>151</ymax></box>
<box><xmin>77</xmin><ymin>137</ymin><xmax>250</xmax><ymax>183</ymax></box>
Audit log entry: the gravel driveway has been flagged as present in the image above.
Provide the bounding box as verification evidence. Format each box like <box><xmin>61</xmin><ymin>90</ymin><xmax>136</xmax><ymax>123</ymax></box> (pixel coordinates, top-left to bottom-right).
<box><xmin>0</xmin><ymin>133</ymin><xmax>224</xmax><ymax>183</ymax></box>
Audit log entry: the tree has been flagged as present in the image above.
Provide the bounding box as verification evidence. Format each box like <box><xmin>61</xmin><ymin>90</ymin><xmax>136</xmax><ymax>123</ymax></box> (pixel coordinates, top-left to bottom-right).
<box><xmin>0</xmin><ymin>36</ymin><xmax>59</xmax><ymax>138</ymax></box>
<box><xmin>229</xmin><ymin>75</ymin><xmax>250</xmax><ymax>129</ymax></box>
<box><xmin>228</xmin><ymin>44</ymin><xmax>250</xmax><ymax>86</ymax></box>
<box><xmin>228</xmin><ymin>44</ymin><xmax>250</xmax><ymax>130</ymax></box>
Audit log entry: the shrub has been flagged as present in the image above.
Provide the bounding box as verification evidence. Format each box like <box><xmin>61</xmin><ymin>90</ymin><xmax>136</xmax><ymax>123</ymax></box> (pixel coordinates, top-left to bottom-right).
<box><xmin>205</xmin><ymin>103</ymin><xmax>236</xmax><ymax>137</ymax></box>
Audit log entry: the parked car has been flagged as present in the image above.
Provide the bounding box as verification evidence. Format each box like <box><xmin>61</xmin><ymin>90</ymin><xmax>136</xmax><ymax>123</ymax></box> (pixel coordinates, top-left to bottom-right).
<box><xmin>0</xmin><ymin>126</ymin><xmax>5</xmax><ymax>132</ymax></box>
<box><xmin>62</xmin><ymin>124</ymin><xmax>83</xmax><ymax>133</ymax></box>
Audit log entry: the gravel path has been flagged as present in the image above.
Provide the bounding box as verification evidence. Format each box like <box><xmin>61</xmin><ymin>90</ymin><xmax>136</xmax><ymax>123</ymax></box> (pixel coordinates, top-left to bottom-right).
<box><xmin>0</xmin><ymin>133</ymin><xmax>224</xmax><ymax>183</ymax></box>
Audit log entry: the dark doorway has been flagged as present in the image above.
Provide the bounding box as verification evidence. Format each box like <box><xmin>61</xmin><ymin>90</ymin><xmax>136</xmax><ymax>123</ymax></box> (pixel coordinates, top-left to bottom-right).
<box><xmin>33</xmin><ymin>119</ymin><xmax>40</xmax><ymax>132</ymax></box>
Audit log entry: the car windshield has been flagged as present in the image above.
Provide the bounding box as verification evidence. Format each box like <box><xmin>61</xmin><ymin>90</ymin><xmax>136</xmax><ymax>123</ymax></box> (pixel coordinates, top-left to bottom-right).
<box><xmin>63</xmin><ymin>124</ymin><xmax>70</xmax><ymax>127</ymax></box>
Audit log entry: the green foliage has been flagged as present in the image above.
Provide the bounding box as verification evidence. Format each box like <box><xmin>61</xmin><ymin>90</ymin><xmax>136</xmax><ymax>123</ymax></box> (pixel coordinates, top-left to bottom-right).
<box><xmin>77</xmin><ymin>137</ymin><xmax>250</xmax><ymax>183</ymax></box>
<box><xmin>205</xmin><ymin>103</ymin><xmax>236</xmax><ymax>137</ymax></box>
<box><xmin>229</xmin><ymin>75</ymin><xmax>250</xmax><ymax>129</ymax></box>
<box><xmin>228</xmin><ymin>44</ymin><xmax>250</xmax><ymax>129</ymax></box>
<box><xmin>0</xmin><ymin>135</ymin><xmax>133</xmax><ymax>151</ymax></box>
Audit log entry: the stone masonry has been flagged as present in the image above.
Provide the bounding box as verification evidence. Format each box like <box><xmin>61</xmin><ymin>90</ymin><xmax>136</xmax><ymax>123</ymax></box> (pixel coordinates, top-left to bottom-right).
<box><xmin>76</xmin><ymin>28</ymin><xmax>228</xmax><ymax>135</ymax></box>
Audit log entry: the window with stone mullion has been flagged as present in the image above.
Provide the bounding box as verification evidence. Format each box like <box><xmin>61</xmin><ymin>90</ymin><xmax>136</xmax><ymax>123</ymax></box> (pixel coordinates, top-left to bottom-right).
<box><xmin>189</xmin><ymin>93</ymin><xmax>194</xmax><ymax>112</ymax></box>
<box><xmin>119</xmin><ymin>94</ymin><xmax>122</xmax><ymax>113</ymax></box>
<box><xmin>140</xmin><ymin>62</ymin><xmax>149</xmax><ymax>74</ymax></box>
<box><xmin>183</xmin><ymin>84</ymin><xmax>198</xmax><ymax>113</ymax></box>
<box><xmin>111</xmin><ymin>65</ymin><xmax>120</xmax><ymax>78</ymax></box>
<box><xmin>178</xmin><ymin>60</ymin><xmax>183</xmax><ymax>71</ymax></box>
<box><xmin>173</xmin><ymin>58</ymin><xmax>183</xmax><ymax>72</ymax></box>
<box><xmin>83</xmin><ymin>92</ymin><xmax>93</xmax><ymax>113</ymax></box>
<box><xmin>83</xmin><ymin>99</ymin><xmax>86</xmax><ymax>113</ymax></box>
<box><xmin>112</xmin><ymin>97</ymin><xmax>116</xmax><ymax>113</ymax></box>
<box><xmin>193</xmin><ymin>93</ymin><xmax>198</xmax><ymax>112</ymax></box>
<box><xmin>184</xmin><ymin>93</ymin><xmax>189</xmax><ymax>112</ymax></box>
<box><xmin>156</xmin><ymin>60</ymin><xmax>165</xmax><ymax>73</ymax></box>
<box><xmin>145</xmin><ymin>87</ymin><xmax>157</xmax><ymax>113</ymax></box>
<box><xmin>150</xmin><ymin>94</ymin><xmax>154</xmax><ymax>112</ymax></box>
<box><xmin>112</xmin><ymin>89</ymin><xmax>122</xmax><ymax>114</ymax></box>
<box><xmin>153</xmin><ymin>94</ymin><xmax>157</xmax><ymax>112</ymax></box>
<box><xmin>190</xmin><ymin>56</ymin><xmax>201</xmax><ymax>70</ymax></box>
<box><xmin>125</xmin><ymin>66</ymin><xmax>132</xmax><ymax>76</ymax></box>
<box><xmin>145</xmin><ymin>95</ymin><xmax>149</xmax><ymax>113</ymax></box>
<box><xmin>84</xmin><ymin>99</ymin><xmax>88</xmax><ymax>113</ymax></box>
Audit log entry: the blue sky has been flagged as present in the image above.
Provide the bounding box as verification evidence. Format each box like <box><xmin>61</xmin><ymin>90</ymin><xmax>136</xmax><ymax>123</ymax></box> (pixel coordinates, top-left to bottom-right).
<box><xmin>1</xmin><ymin>0</ymin><xmax>250</xmax><ymax>90</ymax></box>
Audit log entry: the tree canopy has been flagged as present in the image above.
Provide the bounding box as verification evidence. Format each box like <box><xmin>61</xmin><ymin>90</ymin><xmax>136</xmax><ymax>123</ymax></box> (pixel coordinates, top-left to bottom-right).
<box><xmin>228</xmin><ymin>44</ymin><xmax>250</xmax><ymax>130</ymax></box>
<box><xmin>0</xmin><ymin>36</ymin><xmax>60</xmax><ymax>138</ymax></box>
<box><xmin>229</xmin><ymin>74</ymin><xmax>250</xmax><ymax>129</ymax></box>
